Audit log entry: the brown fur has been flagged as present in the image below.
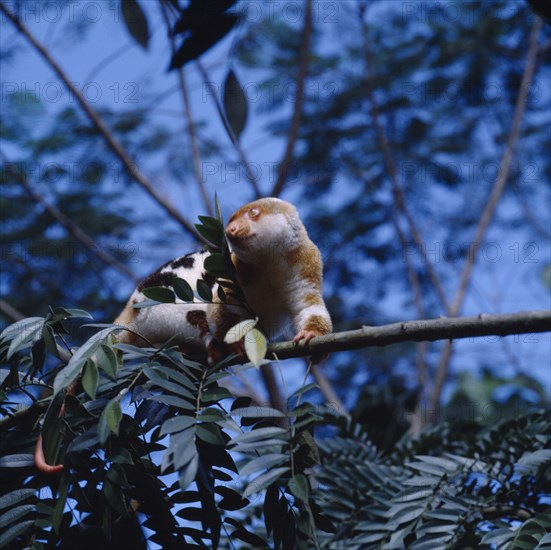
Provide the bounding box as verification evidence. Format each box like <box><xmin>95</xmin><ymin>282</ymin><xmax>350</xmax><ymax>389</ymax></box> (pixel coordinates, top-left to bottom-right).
<box><xmin>186</xmin><ymin>310</ymin><xmax>210</xmax><ymax>338</ymax></box>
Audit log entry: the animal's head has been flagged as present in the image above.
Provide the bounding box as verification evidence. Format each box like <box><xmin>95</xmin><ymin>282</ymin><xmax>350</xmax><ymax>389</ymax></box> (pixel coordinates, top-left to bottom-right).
<box><xmin>225</xmin><ymin>198</ymin><xmax>306</xmax><ymax>262</ymax></box>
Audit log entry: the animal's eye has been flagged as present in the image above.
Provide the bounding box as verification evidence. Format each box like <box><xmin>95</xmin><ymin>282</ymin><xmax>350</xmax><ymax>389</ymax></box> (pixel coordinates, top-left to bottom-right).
<box><xmin>249</xmin><ymin>207</ymin><xmax>260</xmax><ymax>218</ymax></box>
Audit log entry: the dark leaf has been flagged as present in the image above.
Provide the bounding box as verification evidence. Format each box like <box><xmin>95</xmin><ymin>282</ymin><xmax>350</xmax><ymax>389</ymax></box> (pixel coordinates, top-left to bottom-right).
<box><xmin>95</xmin><ymin>343</ymin><xmax>119</xmax><ymax>379</ymax></box>
<box><xmin>121</xmin><ymin>0</ymin><xmax>149</xmax><ymax>50</ymax></box>
<box><xmin>204</xmin><ymin>253</ymin><xmax>229</xmax><ymax>277</ymax></box>
<box><xmin>98</xmin><ymin>398</ymin><xmax>122</xmax><ymax>444</ymax></box>
<box><xmin>169</xmin><ymin>12</ymin><xmax>238</xmax><ymax>69</ymax></box>
<box><xmin>195</xmin><ymin>223</ymin><xmax>223</xmax><ymax>247</ymax></box>
<box><xmin>31</xmin><ymin>337</ymin><xmax>46</xmax><ymax>372</ymax></box>
<box><xmin>0</xmin><ymin>489</ymin><xmax>36</xmax><ymax>511</ymax></box>
<box><xmin>142</xmin><ymin>286</ymin><xmax>175</xmax><ymax>303</ymax></box>
<box><xmin>264</xmin><ymin>482</ymin><xmax>279</xmax><ymax>537</ymax></box>
<box><xmin>0</xmin><ymin>454</ymin><xmax>35</xmax><ymax>468</ymax></box>
<box><xmin>196</xmin><ymin>279</ymin><xmax>213</xmax><ymax>302</ymax></box>
<box><xmin>196</xmin><ymin>423</ymin><xmax>225</xmax><ymax>446</ymax></box>
<box><xmin>179</xmin><ymin>453</ymin><xmax>199</xmax><ymax>490</ymax></box>
<box><xmin>82</xmin><ymin>359</ymin><xmax>98</xmax><ymax>399</ymax></box>
<box><xmin>172</xmin><ymin>277</ymin><xmax>194</xmax><ymax>302</ymax></box>
<box><xmin>223</xmin><ymin>69</ymin><xmax>248</xmax><ymax>140</ymax></box>
<box><xmin>216</xmin><ymin>486</ymin><xmax>249</xmax><ymax>511</ymax></box>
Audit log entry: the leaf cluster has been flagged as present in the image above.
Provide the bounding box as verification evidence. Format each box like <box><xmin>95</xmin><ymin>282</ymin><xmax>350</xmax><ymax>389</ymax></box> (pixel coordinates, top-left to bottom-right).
<box><xmin>1</xmin><ymin>313</ymin><xmax>549</xmax><ymax>548</ymax></box>
<box><xmin>0</xmin><ymin>312</ymin><xmax>331</xmax><ymax>548</ymax></box>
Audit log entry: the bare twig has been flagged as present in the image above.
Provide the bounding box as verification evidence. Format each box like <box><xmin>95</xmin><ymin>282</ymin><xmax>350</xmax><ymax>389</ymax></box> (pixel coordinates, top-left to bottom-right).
<box><xmin>429</xmin><ymin>17</ymin><xmax>543</xmax><ymax>412</ymax></box>
<box><xmin>0</xmin><ymin>299</ymin><xmax>25</xmax><ymax>322</ymax></box>
<box><xmin>358</xmin><ymin>6</ymin><xmax>451</xmax><ymax>315</ymax></box>
<box><xmin>0</xmin><ymin>400</ymin><xmax>49</xmax><ymax>430</ymax></box>
<box><xmin>310</xmin><ymin>364</ymin><xmax>345</xmax><ymax>413</ymax></box>
<box><xmin>196</xmin><ymin>60</ymin><xmax>262</xmax><ymax>198</ymax></box>
<box><xmin>160</xmin><ymin>3</ymin><xmax>213</xmax><ymax>216</ymax></box>
<box><xmin>449</xmin><ymin>18</ymin><xmax>544</xmax><ymax>316</ymax></box>
<box><xmin>358</xmin><ymin>6</ymin><xmax>442</xmax><ymax>430</ymax></box>
<box><xmin>270</xmin><ymin>0</ymin><xmax>313</xmax><ymax>197</ymax></box>
<box><xmin>392</xmin><ymin>214</ymin><xmax>428</xmax><ymax>433</ymax></box>
<box><xmin>0</xmin><ymin>2</ymin><xmax>204</xmax><ymax>243</ymax></box>
<box><xmin>2</xmin><ymin>156</ymin><xmax>139</xmax><ymax>283</ymax></box>
<box><xmin>260</xmin><ymin>363</ymin><xmax>287</xmax><ymax>413</ymax></box>
<box><xmin>268</xmin><ymin>310</ymin><xmax>551</xmax><ymax>360</ymax></box>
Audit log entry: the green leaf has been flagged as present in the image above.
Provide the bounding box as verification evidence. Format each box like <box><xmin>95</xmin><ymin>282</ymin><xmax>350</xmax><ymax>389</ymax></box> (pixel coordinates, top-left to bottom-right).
<box><xmin>289</xmin><ymin>383</ymin><xmax>319</xmax><ymax>401</ymax></box>
<box><xmin>160</xmin><ymin>415</ymin><xmax>196</xmax><ymax>436</ymax></box>
<box><xmin>230</xmin><ymin>406</ymin><xmax>286</xmax><ymax>419</ymax></box>
<box><xmin>172</xmin><ymin>277</ymin><xmax>194</xmax><ymax>302</ymax></box>
<box><xmin>240</xmin><ymin>453</ymin><xmax>288</xmax><ymax>476</ymax></box>
<box><xmin>0</xmin><ymin>489</ymin><xmax>35</xmax><ymax>511</ymax></box>
<box><xmin>53</xmin><ymin>326</ymin><xmax>119</xmax><ymax>395</ymax></box>
<box><xmin>142</xmin><ymin>286</ymin><xmax>175</xmax><ymax>303</ymax></box>
<box><xmin>172</xmin><ymin>435</ymin><xmax>197</xmax><ymax>471</ymax></box>
<box><xmin>243</xmin><ymin>467</ymin><xmax>290</xmax><ymax>498</ymax></box>
<box><xmin>0</xmin><ymin>504</ymin><xmax>35</xmax><ymax>529</ymax></box>
<box><xmin>200</xmin><ymin>407</ymin><xmax>227</xmax><ymax>422</ymax></box>
<box><xmin>95</xmin><ymin>344</ymin><xmax>119</xmax><ymax>379</ymax></box>
<box><xmin>1</xmin><ymin>317</ymin><xmax>45</xmax><ymax>359</ymax></box>
<box><xmin>516</xmin><ymin>449</ymin><xmax>551</xmax><ymax>475</ymax></box>
<box><xmin>264</xmin><ymin>483</ymin><xmax>279</xmax><ymax>536</ymax></box>
<box><xmin>388</xmin><ymin>504</ymin><xmax>424</xmax><ymax>526</ymax></box>
<box><xmin>121</xmin><ymin>0</ymin><xmax>149</xmax><ymax>50</ymax></box>
<box><xmin>179</xmin><ymin>452</ymin><xmax>199</xmax><ymax>490</ymax></box>
<box><xmin>214</xmin><ymin>192</ymin><xmax>223</xmax><ymax>224</ymax></box>
<box><xmin>52</xmin><ymin>473</ymin><xmax>69</xmax><ymax>534</ymax></box>
<box><xmin>288</xmin><ymin>474</ymin><xmax>309</xmax><ymax>503</ymax></box>
<box><xmin>204</xmin><ymin>253</ymin><xmax>229</xmax><ymax>277</ymax></box>
<box><xmin>195</xmin><ymin>223</ymin><xmax>223</xmax><ymax>247</ymax></box>
<box><xmin>42</xmin><ymin>324</ymin><xmax>58</xmax><ymax>357</ymax></box>
<box><xmin>480</xmin><ymin>529</ymin><xmax>515</xmax><ymax>547</ymax></box>
<box><xmin>132</xmin><ymin>299</ymin><xmax>165</xmax><ymax>309</ymax></box>
<box><xmin>104</xmin><ymin>475</ymin><xmax>129</xmax><ymax>516</ymax></box>
<box><xmin>148</xmin><ymin>395</ymin><xmax>195</xmax><ymax>410</ymax></box>
<box><xmin>198</xmin><ymin>215</ymin><xmax>224</xmax><ymax>233</ymax></box>
<box><xmin>144</xmin><ymin>367</ymin><xmax>195</xmax><ymax>400</ymax></box>
<box><xmin>0</xmin><ymin>519</ymin><xmax>34</xmax><ymax>548</ymax></box>
<box><xmin>66</xmin><ymin>428</ymin><xmax>99</xmax><ymax>453</ymax></box>
<box><xmin>223</xmin><ymin>69</ymin><xmax>248</xmax><ymax>140</ymax></box>
<box><xmin>81</xmin><ymin>359</ymin><xmax>98</xmax><ymax>399</ymax></box>
<box><xmin>216</xmin><ymin>486</ymin><xmax>249</xmax><ymax>511</ymax></box>
<box><xmin>196</xmin><ymin>423</ymin><xmax>225</xmax><ymax>446</ymax></box>
<box><xmin>63</xmin><ymin>308</ymin><xmax>94</xmax><ymax>319</ymax></box>
<box><xmin>229</xmin><ymin>426</ymin><xmax>288</xmax><ymax>446</ymax></box>
<box><xmin>196</xmin><ymin>279</ymin><xmax>213</xmax><ymax>302</ymax></box>
<box><xmin>0</xmin><ymin>454</ymin><xmax>34</xmax><ymax>468</ymax></box>
<box><xmin>98</xmin><ymin>399</ymin><xmax>122</xmax><ymax>444</ymax></box>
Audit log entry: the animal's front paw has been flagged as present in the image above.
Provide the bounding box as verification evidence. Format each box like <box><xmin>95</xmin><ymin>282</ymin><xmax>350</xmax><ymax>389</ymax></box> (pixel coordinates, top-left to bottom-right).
<box><xmin>293</xmin><ymin>330</ymin><xmax>320</xmax><ymax>345</ymax></box>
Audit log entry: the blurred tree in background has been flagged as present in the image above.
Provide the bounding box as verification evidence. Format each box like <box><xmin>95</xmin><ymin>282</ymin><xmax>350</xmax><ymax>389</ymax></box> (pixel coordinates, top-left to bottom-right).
<box><xmin>0</xmin><ymin>0</ymin><xmax>549</xmax><ymax>548</ymax></box>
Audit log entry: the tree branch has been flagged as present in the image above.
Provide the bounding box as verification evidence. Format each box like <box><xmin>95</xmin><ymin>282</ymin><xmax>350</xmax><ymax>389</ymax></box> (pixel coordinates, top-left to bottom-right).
<box><xmin>0</xmin><ymin>2</ymin><xmax>204</xmax><ymax>243</ymax></box>
<box><xmin>2</xmin><ymin>157</ymin><xmax>139</xmax><ymax>283</ymax></box>
<box><xmin>196</xmin><ymin>60</ymin><xmax>262</xmax><ymax>198</ymax></box>
<box><xmin>358</xmin><ymin>5</ymin><xmax>451</xmax><ymax>315</ymax></box>
<box><xmin>0</xmin><ymin>299</ymin><xmax>25</xmax><ymax>322</ymax></box>
<box><xmin>449</xmin><ymin>17</ymin><xmax>543</xmax><ymax>316</ymax></box>
<box><xmin>430</xmin><ymin>17</ymin><xmax>543</xmax><ymax>412</ymax></box>
<box><xmin>0</xmin><ymin>400</ymin><xmax>48</xmax><ymax>430</ymax></box>
<box><xmin>270</xmin><ymin>0</ymin><xmax>313</xmax><ymax>197</ymax></box>
<box><xmin>160</xmin><ymin>3</ymin><xmax>213</xmax><ymax>216</ymax></box>
<box><xmin>268</xmin><ymin>310</ymin><xmax>550</xmax><ymax>360</ymax></box>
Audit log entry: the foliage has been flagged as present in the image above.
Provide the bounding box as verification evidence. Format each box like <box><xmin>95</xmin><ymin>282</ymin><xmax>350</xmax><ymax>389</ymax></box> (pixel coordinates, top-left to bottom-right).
<box><xmin>1</xmin><ymin>316</ymin><xmax>549</xmax><ymax>548</ymax></box>
<box><xmin>316</xmin><ymin>413</ymin><xmax>551</xmax><ymax>549</ymax></box>
<box><xmin>0</xmin><ymin>308</ymin><xmax>331</xmax><ymax>549</ymax></box>
<box><xmin>1</xmin><ymin>1</ymin><xmax>550</xmax><ymax>547</ymax></box>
